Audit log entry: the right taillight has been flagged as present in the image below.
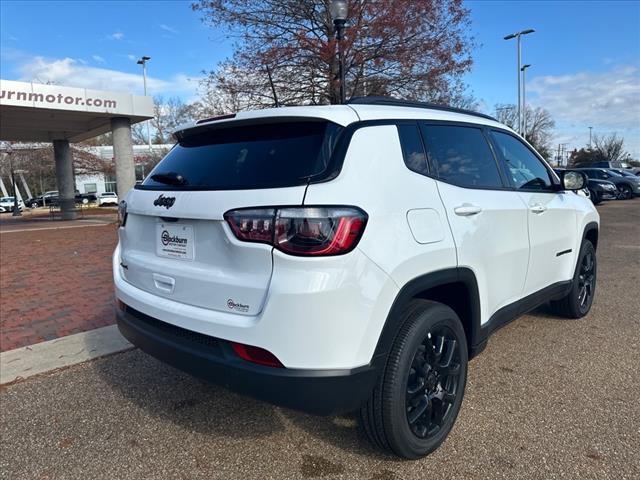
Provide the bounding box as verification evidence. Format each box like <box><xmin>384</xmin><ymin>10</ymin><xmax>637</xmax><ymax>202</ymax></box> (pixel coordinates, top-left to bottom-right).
<box><xmin>224</xmin><ymin>206</ymin><xmax>367</xmax><ymax>256</ymax></box>
<box><xmin>117</xmin><ymin>200</ymin><xmax>128</xmax><ymax>227</ymax></box>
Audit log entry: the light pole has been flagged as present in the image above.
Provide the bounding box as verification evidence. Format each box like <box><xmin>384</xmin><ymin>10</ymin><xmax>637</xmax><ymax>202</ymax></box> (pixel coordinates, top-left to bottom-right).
<box><xmin>504</xmin><ymin>29</ymin><xmax>535</xmax><ymax>135</ymax></box>
<box><xmin>329</xmin><ymin>0</ymin><xmax>348</xmax><ymax>104</ymax></box>
<box><xmin>137</xmin><ymin>56</ymin><xmax>152</xmax><ymax>153</ymax></box>
<box><xmin>520</xmin><ymin>64</ymin><xmax>531</xmax><ymax>139</ymax></box>
<box><xmin>588</xmin><ymin>126</ymin><xmax>593</xmax><ymax>149</ymax></box>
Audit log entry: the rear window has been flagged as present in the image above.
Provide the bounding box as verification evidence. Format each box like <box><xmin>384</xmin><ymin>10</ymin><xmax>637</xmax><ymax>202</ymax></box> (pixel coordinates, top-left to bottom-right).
<box><xmin>140</xmin><ymin>121</ymin><xmax>343</xmax><ymax>190</ymax></box>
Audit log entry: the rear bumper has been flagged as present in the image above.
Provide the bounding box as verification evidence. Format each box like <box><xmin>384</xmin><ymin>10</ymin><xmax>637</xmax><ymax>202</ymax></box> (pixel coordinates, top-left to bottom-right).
<box><xmin>117</xmin><ymin>304</ymin><xmax>380</xmax><ymax>415</ymax></box>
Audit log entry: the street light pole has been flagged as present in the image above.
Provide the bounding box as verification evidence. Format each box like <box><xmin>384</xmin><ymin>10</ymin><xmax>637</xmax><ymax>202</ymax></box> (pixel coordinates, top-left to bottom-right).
<box><xmin>588</xmin><ymin>126</ymin><xmax>593</xmax><ymax>149</ymax></box>
<box><xmin>521</xmin><ymin>64</ymin><xmax>531</xmax><ymax>139</ymax></box>
<box><xmin>329</xmin><ymin>0</ymin><xmax>348</xmax><ymax>104</ymax></box>
<box><xmin>137</xmin><ymin>56</ymin><xmax>152</xmax><ymax>153</ymax></box>
<box><xmin>504</xmin><ymin>29</ymin><xmax>535</xmax><ymax>135</ymax></box>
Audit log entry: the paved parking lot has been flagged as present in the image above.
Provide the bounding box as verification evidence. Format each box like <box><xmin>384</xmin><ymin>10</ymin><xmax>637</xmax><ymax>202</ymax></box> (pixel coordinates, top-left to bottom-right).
<box><xmin>1</xmin><ymin>199</ymin><xmax>638</xmax><ymax>479</ymax></box>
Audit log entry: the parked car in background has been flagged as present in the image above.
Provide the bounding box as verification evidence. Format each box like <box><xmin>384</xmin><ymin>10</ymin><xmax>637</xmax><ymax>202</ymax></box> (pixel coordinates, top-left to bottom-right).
<box><xmin>26</xmin><ymin>190</ymin><xmax>98</xmax><ymax>207</ymax></box>
<box><xmin>557</xmin><ymin>169</ymin><xmax>617</xmax><ymax>205</ymax></box>
<box><xmin>97</xmin><ymin>192</ymin><xmax>118</xmax><ymax>206</ymax></box>
<box><xmin>609</xmin><ymin>168</ymin><xmax>639</xmax><ymax>179</ymax></box>
<box><xmin>576</xmin><ymin>168</ymin><xmax>640</xmax><ymax>200</ymax></box>
<box><xmin>0</xmin><ymin>196</ymin><xmax>25</xmax><ymax>213</ymax></box>
<box><xmin>26</xmin><ymin>190</ymin><xmax>58</xmax><ymax>208</ymax></box>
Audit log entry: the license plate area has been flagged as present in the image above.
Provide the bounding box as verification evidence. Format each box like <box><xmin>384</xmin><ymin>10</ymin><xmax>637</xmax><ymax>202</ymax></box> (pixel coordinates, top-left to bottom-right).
<box><xmin>156</xmin><ymin>223</ymin><xmax>194</xmax><ymax>260</ymax></box>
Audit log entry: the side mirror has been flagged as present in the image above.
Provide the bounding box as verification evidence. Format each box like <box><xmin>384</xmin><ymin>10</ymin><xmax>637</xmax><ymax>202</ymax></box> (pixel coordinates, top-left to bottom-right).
<box><xmin>562</xmin><ymin>171</ymin><xmax>586</xmax><ymax>191</ymax></box>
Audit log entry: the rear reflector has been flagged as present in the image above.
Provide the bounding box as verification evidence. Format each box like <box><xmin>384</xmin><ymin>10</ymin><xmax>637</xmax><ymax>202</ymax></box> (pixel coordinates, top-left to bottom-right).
<box><xmin>230</xmin><ymin>342</ymin><xmax>283</xmax><ymax>368</ymax></box>
<box><xmin>224</xmin><ymin>206</ymin><xmax>367</xmax><ymax>256</ymax></box>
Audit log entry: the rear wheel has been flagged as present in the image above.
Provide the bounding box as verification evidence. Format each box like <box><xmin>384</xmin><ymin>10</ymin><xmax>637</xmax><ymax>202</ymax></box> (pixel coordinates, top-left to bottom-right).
<box><xmin>550</xmin><ymin>240</ymin><xmax>596</xmax><ymax>318</ymax></box>
<box><xmin>359</xmin><ymin>300</ymin><xmax>468</xmax><ymax>459</ymax></box>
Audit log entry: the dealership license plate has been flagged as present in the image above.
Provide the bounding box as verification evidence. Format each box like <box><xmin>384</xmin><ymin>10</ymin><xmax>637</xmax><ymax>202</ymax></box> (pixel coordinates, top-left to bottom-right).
<box><xmin>156</xmin><ymin>224</ymin><xmax>194</xmax><ymax>260</ymax></box>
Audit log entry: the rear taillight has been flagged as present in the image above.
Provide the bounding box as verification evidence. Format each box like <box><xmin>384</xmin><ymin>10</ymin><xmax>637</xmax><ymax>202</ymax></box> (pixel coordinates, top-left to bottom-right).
<box><xmin>117</xmin><ymin>200</ymin><xmax>128</xmax><ymax>227</ymax></box>
<box><xmin>224</xmin><ymin>206</ymin><xmax>367</xmax><ymax>256</ymax></box>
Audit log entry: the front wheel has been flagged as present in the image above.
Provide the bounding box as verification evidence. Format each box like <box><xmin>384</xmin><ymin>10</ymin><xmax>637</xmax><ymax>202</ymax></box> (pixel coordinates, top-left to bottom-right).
<box><xmin>359</xmin><ymin>300</ymin><xmax>468</xmax><ymax>459</ymax></box>
<box><xmin>550</xmin><ymin>240</ymin><xmax>596</xmax><ymax>318</ymax></box>
<box><xmin>618</xmin><ymin>184</ymin><xmax>633</xmax><ymax>200</ymax></box>
<box><xmin>589</xmin><ymin>190</ymin><xmax>602</xmax><ymax>205</ymax></box>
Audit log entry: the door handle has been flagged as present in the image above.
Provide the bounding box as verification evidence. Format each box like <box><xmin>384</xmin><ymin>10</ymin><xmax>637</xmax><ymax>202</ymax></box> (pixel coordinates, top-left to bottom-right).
<box><xmin>530</xmin><ymin>204</ymin><xmax>547</xmax><ymax>214</ymax></box>
<box><xmin>454</xmin><ymin>204</ymin><xmax>482</xmax><ymax>216</ymax></box>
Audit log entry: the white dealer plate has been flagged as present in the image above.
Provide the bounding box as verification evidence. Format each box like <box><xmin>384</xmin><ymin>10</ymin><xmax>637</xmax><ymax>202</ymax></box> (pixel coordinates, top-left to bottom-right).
<box><xmin>156</xmin><ymin>224</ymin><xmax>194</xmax><ymax>260</ymax></box>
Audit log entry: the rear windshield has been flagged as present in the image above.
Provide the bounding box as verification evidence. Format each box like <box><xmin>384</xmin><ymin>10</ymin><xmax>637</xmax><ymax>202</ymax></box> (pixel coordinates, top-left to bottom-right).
<box><xmin>140</xmin><ymin>121</ymin><xmax>343</xmax><ymax>190</ymax></box>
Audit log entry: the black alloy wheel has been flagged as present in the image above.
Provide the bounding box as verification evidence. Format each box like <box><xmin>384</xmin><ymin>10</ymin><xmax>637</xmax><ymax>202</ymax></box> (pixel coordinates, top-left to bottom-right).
<box><xmin>618</xmin><ymin>184</ymin><xmax>632</xmax><ymax>200</ymax></box>
<box><xmin>550</xmin><ymin>240</ymin><xmax>597</xmax><ymax>319</ymax></box>
<box><xmin>359</xmin><ymin>300</ymin><xmax>468</xmax><ymax>459</ymax></box>
<box><xmin>406</xmin><ymin>327</ymin><xmax>461</xmax><ymax>439</ymax></box>
<box><xmin>577</xmin><ymin>248</ymin><xmax>596</xmax><ymax>315</ymax></box>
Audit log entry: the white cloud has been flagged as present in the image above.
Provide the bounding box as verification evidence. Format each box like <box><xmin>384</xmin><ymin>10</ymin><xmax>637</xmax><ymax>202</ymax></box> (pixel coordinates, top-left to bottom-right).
<box><xmin>528</xmin><ymin>66</ymin><xmax>640</xmax><ymax>128</ymax></box>
<box><xmin>92</xmin><ymin>54</ymin><xmax>106</xmax><ymax>64</ymax></box>
<box><xmin>15</xmin><ymin>56</ymin><xmax>199</xmax><ymax>98</ymax></box>
<box><xmin>159</xmin><ymin>24</ymin><xmax>179</xmax><ymax>35</ymax></box>
<box><xmin>108</xmin><ymin>31</ymin><xmax>124</xmax><ymax>41</ymax></box>
<box><xmin>528</xmin><ymin>66</ymin><xmax>640</xmax><ymax>157</ymax></box>
<box><xmin>127</xmin><ymin>54</ymin><xmax>136</xmax><ymax>61</ymax></box>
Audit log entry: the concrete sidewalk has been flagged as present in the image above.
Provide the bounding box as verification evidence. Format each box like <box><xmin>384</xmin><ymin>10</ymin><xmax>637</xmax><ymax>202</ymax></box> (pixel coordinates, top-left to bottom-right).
<box><xmin>0</xmin><ymin>325</ymin><xmax>132</xmax><ymax>384</ymax></box>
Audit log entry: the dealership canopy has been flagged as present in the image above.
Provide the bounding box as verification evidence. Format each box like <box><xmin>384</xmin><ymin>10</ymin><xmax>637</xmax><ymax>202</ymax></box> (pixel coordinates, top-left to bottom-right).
<box><xmin>0</xmin><ymin>79</ymin><xmax>153</xmax><ymax>142</ymax></box>
<box><xmin>0</xmin><ymin>79</ymin><xmax>154</xmax><ymax>219</ymax></box>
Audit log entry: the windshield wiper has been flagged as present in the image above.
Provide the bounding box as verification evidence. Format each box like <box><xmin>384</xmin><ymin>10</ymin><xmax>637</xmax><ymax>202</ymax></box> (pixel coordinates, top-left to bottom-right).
<box><xmin>150</xmin><ymin>172</ymin><xmax>187</xmax><ymax>186</ymax></box>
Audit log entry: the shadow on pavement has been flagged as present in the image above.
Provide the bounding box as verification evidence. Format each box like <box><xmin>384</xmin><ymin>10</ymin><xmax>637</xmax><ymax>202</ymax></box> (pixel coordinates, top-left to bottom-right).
<box><xmin>93</xmin><ymin>348</ymin><xmax>392</xmax><ymax>459</ymax></box>
<box><xmin>93</xmin><ymin>349</ymin><xmax>286</xmax><ymax>439</ymax></box>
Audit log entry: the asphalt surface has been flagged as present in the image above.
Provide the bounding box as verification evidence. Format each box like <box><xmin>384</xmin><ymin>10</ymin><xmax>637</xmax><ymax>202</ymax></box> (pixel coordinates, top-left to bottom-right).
<box><xmin>1</xmin><ymin>199</ymin><xmax>639</xmax><ymax>480</ymax></box>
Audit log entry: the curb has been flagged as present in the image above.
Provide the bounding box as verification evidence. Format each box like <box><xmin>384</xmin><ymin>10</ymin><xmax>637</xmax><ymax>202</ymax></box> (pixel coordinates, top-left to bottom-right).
<box><xmin>0</xmin><ymin>325</ymin><xmax>133</xmax><ymax>385</ymax></box>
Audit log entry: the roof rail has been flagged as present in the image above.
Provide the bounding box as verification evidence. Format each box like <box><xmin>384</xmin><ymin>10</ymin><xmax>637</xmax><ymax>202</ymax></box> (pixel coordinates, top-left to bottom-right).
<box><xmin>347</xmin><ymin>96</ymin><xmax>498</xmax><ymax>122</ymax></box>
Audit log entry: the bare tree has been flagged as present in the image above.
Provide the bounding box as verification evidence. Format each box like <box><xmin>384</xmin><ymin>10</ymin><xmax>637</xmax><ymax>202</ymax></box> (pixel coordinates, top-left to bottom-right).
<box><xmin>150</xmin><ymin>96</ymin><xmax>194</xmax><ymax>144</ymax></box>
<box><xmin>494</xmin><ymin>103</ymin><xmax>555</xmax><ymax>159</ymax></box>
<box><xmin>0</xmin><ymin>144</ymin><xmax>107</xmax><ymax>197</ymax></box>
<box><xmin>192</xmin><ymin>0</ymin><xmax>475</xmax><ymax>107</ymax></box>
<box><xmin>593</xmin><ymin>133</ymin><xmax>628</xmax><ymax>164</ymax></box>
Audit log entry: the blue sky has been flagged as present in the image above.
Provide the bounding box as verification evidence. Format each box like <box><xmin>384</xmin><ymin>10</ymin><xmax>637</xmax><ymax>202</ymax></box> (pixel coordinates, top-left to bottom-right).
<box><xmin>1</xmin><ymin>0</ymin><xmax>639</xmax><ymax>156</ymax></box>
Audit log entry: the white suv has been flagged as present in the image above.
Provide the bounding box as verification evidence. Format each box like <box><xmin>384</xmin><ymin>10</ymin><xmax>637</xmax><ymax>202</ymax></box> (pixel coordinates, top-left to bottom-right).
<box><xmin>114</xmin><ymin>97</ymin><xmax>599</xmax><ymax>459</ymax></box>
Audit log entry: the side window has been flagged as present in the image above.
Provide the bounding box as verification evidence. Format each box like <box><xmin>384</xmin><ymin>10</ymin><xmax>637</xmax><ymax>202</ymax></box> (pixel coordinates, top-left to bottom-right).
<box><xmin>421</xmin><ymin>125</ymin><xmax>504</xmax><ymax>189</ymax></box>
<box><xmin>491</xmin><ymin>131</ymin><xmax>553</xmax><ymax>190</ymax></box>
<box><xmin>397</xmin><ymin>124</ymin><xmax>429</xmax><ymax>175</ymax></box>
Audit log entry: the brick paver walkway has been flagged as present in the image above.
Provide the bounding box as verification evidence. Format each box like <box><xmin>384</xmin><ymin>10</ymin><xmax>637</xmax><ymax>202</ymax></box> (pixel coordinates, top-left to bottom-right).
<box><xmin>0</xmin><ymin>222</ymin><xmax>118</xmax><ymax>351</ymax></box>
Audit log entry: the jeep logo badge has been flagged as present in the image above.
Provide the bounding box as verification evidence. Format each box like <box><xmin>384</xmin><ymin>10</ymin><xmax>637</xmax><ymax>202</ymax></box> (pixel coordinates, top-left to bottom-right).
<box><xmin>154</xmin><ymin>194</ymin><xmax>175</xmax><ymax>209</ymax></box>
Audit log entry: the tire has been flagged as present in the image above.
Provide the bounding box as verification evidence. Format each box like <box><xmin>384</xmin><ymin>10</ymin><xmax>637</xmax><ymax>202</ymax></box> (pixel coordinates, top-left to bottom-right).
<box><xmin>618</xmin><ymin>184</ymin><xmax>633</xmax><ymax>200</ymax></box>
<box><xmin>549</xmin><ymin>240</ymin><xmax>596</xmax><ymax>319</ymax></box>
<box><xmin>359</xmin><ymin>300</ymin><xmax>468</xmax><ymax>459</ymax></box>
<box><xmin>30</xmin><ymin>202</ymin><xmax>39</xmax><ymax>209</ymax></box>
<box><xmin>589</xmin><ymin>190</ymin><xmax>602</xmax><ymax>205</ymax></box>
<box><xmin>82</xmin><ymin>198</ymin><xmax>89</xmax><ymax>205</ymax></box>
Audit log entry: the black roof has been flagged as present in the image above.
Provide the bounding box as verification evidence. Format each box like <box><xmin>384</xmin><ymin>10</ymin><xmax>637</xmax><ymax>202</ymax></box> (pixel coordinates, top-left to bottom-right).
<box><xmin>347</xmin><ymin>96</ymin><xmax>498</xmax><ymax>122</ymax></box>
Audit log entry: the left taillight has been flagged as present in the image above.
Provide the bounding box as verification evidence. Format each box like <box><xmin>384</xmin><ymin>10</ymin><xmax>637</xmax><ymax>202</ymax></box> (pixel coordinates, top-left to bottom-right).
<box><xmin>224</xmin><ymin>206</ymin><xmax>367</xmax><ymax>256</ymax></box>
<box><xmin>117</xmin><ymin>200</ymin><xmax>128</xmax><ymax>227</ymax></box>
